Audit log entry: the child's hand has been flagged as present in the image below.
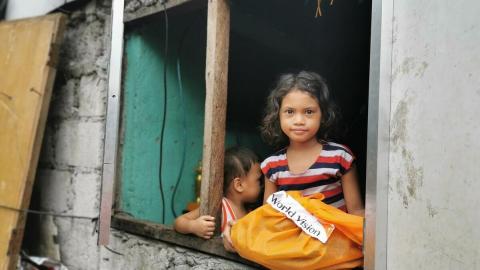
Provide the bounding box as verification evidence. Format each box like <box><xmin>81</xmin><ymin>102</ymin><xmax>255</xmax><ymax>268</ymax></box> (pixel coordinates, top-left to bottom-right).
<box><xmin>223</xmin><ymin>220</ymin><xmax>237</xmax><ymax>253</ymax></box>
<box><xmin>191</xmin><ymin>215</ymin><xmax>215</xmax><ymax>239</ymax></box>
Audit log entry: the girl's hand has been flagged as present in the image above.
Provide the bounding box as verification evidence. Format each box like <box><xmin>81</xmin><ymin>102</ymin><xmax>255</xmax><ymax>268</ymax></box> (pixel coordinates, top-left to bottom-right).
<box><xmin>191</xmin><ymin>215</ymin><xmax>216</xmax><ymax>239</ymax></box>
<box><xmin>223</xmin><ymin>220</ymin><xmax>237</xmax><ymax>252</ymax></box>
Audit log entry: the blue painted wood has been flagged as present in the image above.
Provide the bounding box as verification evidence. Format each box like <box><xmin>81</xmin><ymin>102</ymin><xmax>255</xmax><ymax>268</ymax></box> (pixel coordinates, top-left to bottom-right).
<box><xmin>120</xmin><ymin>16</ymin><xmax>206</xmax><ymax>224</ymax></box>
<box><xmin>119</xmin><ymin>14</ymin><xmax>271</xmax><ymax>225</ymax></box>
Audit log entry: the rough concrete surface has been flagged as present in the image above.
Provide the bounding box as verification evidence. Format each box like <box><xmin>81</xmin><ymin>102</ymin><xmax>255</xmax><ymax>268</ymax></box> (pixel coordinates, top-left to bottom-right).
<box><xmin>125</xmin><ymin>0</ymin><xmax>160</xmax><ymax>13</ymax></box>
<box><xmin>26</xmin><ymin>0</ymin><xmax>254</xmax><ymax>269</ymax></box>
<box><xmin>101</xmin><ymin>230</ymin><xmax>254</xmax><ymax>269</ymax></box>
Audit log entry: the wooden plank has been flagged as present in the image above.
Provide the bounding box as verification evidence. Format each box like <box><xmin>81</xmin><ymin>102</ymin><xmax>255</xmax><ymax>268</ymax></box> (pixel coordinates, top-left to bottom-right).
<box><xmin>200</xmin><ymin>0</ymin><xmax>230</xmax><ymax>217</ymax></box>
<box><xmin>124</xmin><ymin>0</ymin><xmax>206</xmax><ymax>24</ymax></box>
<box><xmin>0</xmin><ymin>14</ymin><xmax>66</xmax><ymax>270</ymax></box>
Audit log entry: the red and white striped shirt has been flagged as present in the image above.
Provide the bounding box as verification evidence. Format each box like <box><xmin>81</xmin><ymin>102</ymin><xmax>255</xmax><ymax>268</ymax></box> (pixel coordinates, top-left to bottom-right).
<box><xmin>260</xmin><ymin>142</ymin><xmax>355</xmax><ymax>211</ymax></box>
<box><xmin>221</xmin><ymin>197</ymin><xmax>236</xmax><ymax>235</ymax></box>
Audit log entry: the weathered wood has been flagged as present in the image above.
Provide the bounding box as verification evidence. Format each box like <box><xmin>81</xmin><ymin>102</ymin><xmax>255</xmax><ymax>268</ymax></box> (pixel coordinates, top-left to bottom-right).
<box><xmin>111</xmin><ymin>215</ymin><xmax>260</xmax><ymax>267</ymax></box>
<box><xmin>0</xmin><ymin>13</ymin><xmax>66</xmax><ymax>270</ymax></box>
<box><xmin>200</xmin><ymin>0</ymin><xmax>230</xmax><ymax>218</ymax></box>
<box><xmin>124</xmin><ymin>0</ymin><xmax>206</xmax><ymax>23</ymax></box>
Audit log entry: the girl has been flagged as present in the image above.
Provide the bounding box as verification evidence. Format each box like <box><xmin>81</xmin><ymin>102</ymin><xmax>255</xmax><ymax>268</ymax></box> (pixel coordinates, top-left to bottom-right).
<box><xmin>260</xmin><ymin>71</ymin><xmax>364</xmax><ymax>216</ymax></box>
<box><xmin>174</xmin><ymin>147</ymin><xmax>262</xmax><ymax>239</ymax></box>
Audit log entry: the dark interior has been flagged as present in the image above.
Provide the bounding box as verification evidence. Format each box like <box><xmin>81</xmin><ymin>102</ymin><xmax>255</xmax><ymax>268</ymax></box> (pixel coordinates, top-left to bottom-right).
<box><xmin>227</xmin><ymin>0</ymin><xmax>372</xmax><ymax>198</ymax></box>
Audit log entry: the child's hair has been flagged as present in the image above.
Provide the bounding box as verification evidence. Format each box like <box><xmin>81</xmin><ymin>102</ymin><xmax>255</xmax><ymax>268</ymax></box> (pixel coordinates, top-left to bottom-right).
<box><xmin>223</xmin><ymin>147</ymin><xmax>259</xmax><ymax>193</ymax></box>
<box><xmin>260</xmin><ymin>71</ymin><xmax>338</xmax><ymax>147</ymax></box>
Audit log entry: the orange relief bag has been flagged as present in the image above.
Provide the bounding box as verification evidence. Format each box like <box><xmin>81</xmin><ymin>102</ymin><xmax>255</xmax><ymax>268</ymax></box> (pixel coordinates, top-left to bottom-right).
<box><xmin>231</xmin><ymin>191</ymin><xmax>363</xmax><ymax>270</ymax></box>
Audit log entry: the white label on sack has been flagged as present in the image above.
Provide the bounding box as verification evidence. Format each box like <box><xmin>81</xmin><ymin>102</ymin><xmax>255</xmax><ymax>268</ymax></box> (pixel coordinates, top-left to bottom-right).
<box><xmin>267</xmin><ymin>191</ymin><xmax>331</xmax><ymax>243</ymax></box>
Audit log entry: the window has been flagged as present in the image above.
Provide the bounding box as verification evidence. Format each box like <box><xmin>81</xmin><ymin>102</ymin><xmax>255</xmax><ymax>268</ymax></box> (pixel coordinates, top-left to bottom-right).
<box><xmin>100</xmin><ymin>0</ymin><xmax>245</xmax><ymax>262</ymax></box>
<box><xmin>100</xmin><ymin>0</ymin><xmax>378</xmax><ymax>267</ymax></box>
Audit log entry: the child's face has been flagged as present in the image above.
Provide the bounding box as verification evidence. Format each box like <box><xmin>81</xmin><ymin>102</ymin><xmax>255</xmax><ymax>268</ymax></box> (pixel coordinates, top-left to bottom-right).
<box><xmin>279</xmin><ymin>89</ymin><xmax>322</xmax><ymax>145</ymax></box>
<box><xmin>241</xmin><ymin>162</ymin><xmax>262</xmax><ymax>203</ymax></box>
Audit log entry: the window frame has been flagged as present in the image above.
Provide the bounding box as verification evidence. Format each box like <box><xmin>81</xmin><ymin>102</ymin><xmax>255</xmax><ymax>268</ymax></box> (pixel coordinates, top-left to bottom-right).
<box><xmin>98</xmin><ymin>0</ymin><xmax>251</xmax><ymax>264</ymax></box>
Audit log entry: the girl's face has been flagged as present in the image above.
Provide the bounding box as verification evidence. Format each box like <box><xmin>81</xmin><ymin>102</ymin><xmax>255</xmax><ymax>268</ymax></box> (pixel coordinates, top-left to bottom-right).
<box><xmin>240</xmin><ymin>162</ymin><xmax>262</xmax><ymax>203</ymax></box>
<box><xmin>279</xmin><ymin>89</ymin><xmax>322</xmax><ymax>145</ymax></box>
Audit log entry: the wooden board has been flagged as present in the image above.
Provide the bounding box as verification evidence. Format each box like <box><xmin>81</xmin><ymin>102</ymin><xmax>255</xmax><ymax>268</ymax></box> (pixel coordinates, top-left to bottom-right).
<box><xmin>0</xmin><ymin>14</ymin><xmax>66</xmax><ymax>270</ymax></box>
<box><xmin>200</xmin><ymin>0</ymin><xmax>230</xmax><ymax>218</ymax></box>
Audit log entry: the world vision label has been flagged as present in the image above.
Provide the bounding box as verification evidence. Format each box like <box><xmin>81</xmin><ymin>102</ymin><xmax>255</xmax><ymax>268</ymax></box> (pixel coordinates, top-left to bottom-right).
<box><xmin>267</xmin><ymin>191</ymin><xmax>334</xmax><ymax>243</ymax></box>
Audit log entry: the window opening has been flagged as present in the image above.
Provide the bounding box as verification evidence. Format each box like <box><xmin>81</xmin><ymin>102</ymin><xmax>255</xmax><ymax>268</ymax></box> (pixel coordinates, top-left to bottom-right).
<box><xmin>116</xmin><ymin>0</ymin><xmax>372</xmax><ymax>236</ymax></box>
<box><xmin>118</xmin><ymin>7</ymin><xmax>208</xmax><ymax>225</ymax></box>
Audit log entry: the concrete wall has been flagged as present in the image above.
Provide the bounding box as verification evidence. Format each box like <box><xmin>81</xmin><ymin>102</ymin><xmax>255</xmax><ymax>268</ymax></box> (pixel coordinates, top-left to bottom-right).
<box><xmin>28</xmin><ymin>0</ymin><xmax>253</xmax><ymax>269</ymax></box>
<box><xmin>387</xmin><ymin>0</ymin><xmax>480</xmax><ymax>269</ymax></box>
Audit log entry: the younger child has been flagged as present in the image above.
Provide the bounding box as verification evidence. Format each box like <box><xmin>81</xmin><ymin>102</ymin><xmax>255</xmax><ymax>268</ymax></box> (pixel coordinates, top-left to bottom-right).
<box><xmin>260</xmin><ymin>71</ymin><xmax>364</xmax><ymax>216</ymax></box>
<box><xmin>174</xmin><ymin>147</ymin><xmax>262</xmax><ymax>239</ymax></box>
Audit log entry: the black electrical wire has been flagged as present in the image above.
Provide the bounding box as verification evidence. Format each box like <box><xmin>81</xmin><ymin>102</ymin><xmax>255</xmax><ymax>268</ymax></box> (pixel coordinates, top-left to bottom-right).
<box><xmin>158</xmin><ymin>2</ymin><xmax>169</xmax><ymax>224</ymax></box>
<box><xmin>170</xmin><ymin>15</ymin><xmax>200</xmax><ymax>218</ymax></box>
<box><xmin>0</xmin><ymin>204</ymin><xmax>97</xmax><ymax>220</ymax></box>
<box><xmin>170</xmin><ymin>59</ymin><xmax>186</xmax><ymax>219</ymax></box>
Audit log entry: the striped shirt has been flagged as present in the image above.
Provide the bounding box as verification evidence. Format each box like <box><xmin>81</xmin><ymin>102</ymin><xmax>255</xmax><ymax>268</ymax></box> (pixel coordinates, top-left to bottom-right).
<box><xmin>221</xmin><ymin>197</ymin><xmax>236</xmax><ymax>235</ymax></box>
<box><xmin>260</xmin><ymin>142</ymin><xmax>355</xmax><ymax>211</ymax></box>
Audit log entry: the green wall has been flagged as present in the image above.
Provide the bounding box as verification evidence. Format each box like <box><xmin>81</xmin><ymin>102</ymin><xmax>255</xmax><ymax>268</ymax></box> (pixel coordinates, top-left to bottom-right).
<box><xmin>120</xmin><ymin>15</ymin><xmax>207</xmax><ymax>225</ymax></box>
<box><xmin>119</xmin><ymin>12</ymin><xmax>272</xmax><ymax>225</ymax></box>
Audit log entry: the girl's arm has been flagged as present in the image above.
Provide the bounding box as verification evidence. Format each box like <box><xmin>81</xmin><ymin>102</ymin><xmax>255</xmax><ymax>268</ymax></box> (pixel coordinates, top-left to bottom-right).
<box><xmin>263</xmin><ymin>177</ymin><xmax>278</xmax><ymax>204</ymax></box>
<box><xmin>222</xmin><ymin>220</ymin><xmax>237</xmax><ymax>253</ymax></box>
<box><xmin>173</xmin><ymin>208</ymin><xmax>216</xmax><ymax>239</ymax></box>
<box><xmin>341</xmin><ymin>165</ymin><xmax>365</xmax><ymax>217</ymax></box>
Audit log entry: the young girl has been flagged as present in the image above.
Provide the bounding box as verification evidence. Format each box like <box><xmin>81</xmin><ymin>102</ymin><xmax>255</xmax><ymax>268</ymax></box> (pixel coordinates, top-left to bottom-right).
<box><xmin>260</xmin><ymin>71</ymin><xmax>364</xmax><ymax>216</ymax></box>
<box><xmin>174</xmin><ymin>147</ymin><xmax>262</xmax><ymax>239</ymax></box>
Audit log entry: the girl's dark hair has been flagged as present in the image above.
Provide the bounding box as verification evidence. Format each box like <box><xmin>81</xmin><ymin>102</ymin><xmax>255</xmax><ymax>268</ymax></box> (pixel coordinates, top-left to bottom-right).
<box><xmin>223</xmin><ymin>147</ymin><xmax>259</xmax><ymax>193</ymax></box>
<box><xmin>260</xmin><ymin>71</ymin><xmax>338</xmax><ymax>147</ymax></box>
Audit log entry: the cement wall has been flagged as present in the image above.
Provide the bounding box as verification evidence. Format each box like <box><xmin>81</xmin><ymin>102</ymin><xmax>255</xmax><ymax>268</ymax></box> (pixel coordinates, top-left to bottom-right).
<box><xmin>28</xmin><ymin>0</ymin><xmax>253</xmax><ymax>269</ymax></box>
<box><xmin>387</xmin><ymin>0</ymin><xmax>480</xmax><ymax>269</ymax></box>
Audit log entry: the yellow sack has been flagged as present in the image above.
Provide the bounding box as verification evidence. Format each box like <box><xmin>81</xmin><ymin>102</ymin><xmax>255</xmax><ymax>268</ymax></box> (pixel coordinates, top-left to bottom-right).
<box><xmin>231</xmin><ymin>191</ymin><xmax>363</xmax><ymax>270</ymax></box>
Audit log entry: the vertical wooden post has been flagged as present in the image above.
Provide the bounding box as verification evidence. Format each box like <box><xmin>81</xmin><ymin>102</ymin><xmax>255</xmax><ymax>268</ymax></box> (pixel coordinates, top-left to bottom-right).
<box><xmin>200</xmin><ymin>0</ymin><xmax>230</xmax><ymax>217</ymax></box>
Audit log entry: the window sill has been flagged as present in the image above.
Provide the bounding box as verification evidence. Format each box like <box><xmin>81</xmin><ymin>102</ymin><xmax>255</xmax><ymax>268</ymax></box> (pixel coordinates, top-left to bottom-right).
<box><xmin>111</xmin><ymin>215</ymin><xmax>261</xmax><ymax>267</ymax></box>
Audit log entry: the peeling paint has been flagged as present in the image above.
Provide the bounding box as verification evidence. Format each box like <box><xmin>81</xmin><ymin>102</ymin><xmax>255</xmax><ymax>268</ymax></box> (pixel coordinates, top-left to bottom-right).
<box><xmin>391</xmin><ymin>98</ymin><xmax>408</xmax><ymax>150</ymax></box>
<box><xmin>391</xmin><ymin>92</ymin><xmax>424</xmax><ymax>208</ymax></box>
<box><xmin>404</xmin><ymin>148</ymin><xmax>424</xmax><ymax>199</ymax></box>
<box><xmin>426</xmin><ymin>200</ymin><xmax>438</xmax><ymax>218</ymax></box>
<box><xmin>402</xmin><ymin>194</ymin><xmax>409</xmax><ymax>208</ymax></box>
<box><xmin>392</xmin><ymin>57</ymin><xmax>430</xmax><ymax>81</ymax></box>
<box><xmin>415</xmin><ymin>61</ymin><xmax>429</xmax><ymax>77</ymax></box>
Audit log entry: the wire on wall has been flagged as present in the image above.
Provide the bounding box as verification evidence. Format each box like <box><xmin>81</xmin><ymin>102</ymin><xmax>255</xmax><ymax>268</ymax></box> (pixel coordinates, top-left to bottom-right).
<box><xmin>0</xmin><ymin>204</ymin><xmax>96</xmax><ymax>220</ymax></box>
<box><xmin>170</xmin><ymin>14</ymin><xmax>201</xmax><ymax>218</ymax></box>
<box><xmin>158</xmin><ymin>2</ymin><xmax>169</xmax><ymax>224</ymax></box>
<box><xmin>0</xmin><ymin>204</ymin><xmax>125</xmax><ymax>255</ymax></box>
